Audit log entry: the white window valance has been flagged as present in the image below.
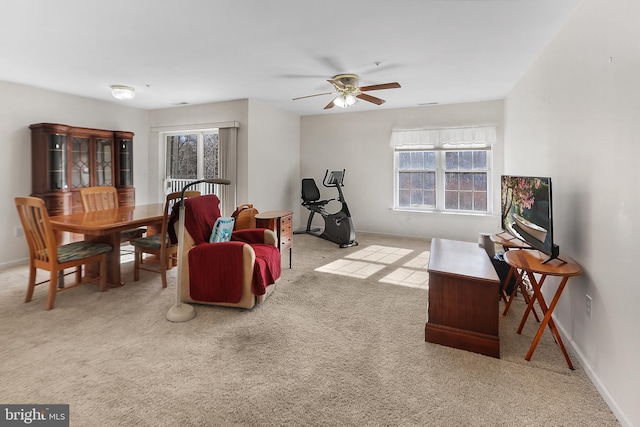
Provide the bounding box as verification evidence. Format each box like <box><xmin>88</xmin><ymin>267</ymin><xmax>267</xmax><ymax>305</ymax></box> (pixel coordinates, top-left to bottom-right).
<box><xmin>390</xmin><ymin>126</ymin><xmax>496</xmax><ymax>148</ymax></box>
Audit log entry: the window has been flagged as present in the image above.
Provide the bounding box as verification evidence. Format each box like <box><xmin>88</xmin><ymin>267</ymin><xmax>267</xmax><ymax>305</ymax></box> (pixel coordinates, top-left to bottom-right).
<box><xmin>395</xmin><ymin>149</ymin><xmax>490</xmax><ymax>213</ymax></box>
<box><xmin>391</xmin><ymin>126</ymin><xmax>495</xmax><ymax>214</ymax></box>
<box><xmin>397</xmin><ymin>151</ymin><xmax>436</xmax><ymax>209</ymax></box>
<box><xmin>444</xmin><ymin>150</ymin><xmax>488</xmax><ymax>211</ymax></box>
<box><xmin>157</xmin><ymin>122</ymin><xmax>238</xmax><ymax>215</ymax></box>
<box><xmin>165</xmin><ymin>130</ymin><xmax>219</xmax><ymax>181</ymax></box>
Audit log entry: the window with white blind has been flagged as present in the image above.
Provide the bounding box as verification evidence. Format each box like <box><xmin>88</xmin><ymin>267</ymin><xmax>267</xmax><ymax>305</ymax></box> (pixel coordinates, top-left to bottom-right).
<box><xmin>391</xmin><ymin>126</ymin><xmax>495</xmax><ymax>214</ymax></box>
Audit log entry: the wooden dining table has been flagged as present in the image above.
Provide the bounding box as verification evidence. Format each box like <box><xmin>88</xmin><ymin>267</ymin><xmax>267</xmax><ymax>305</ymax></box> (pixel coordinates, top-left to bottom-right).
<box><xmin>49</xmin><ymin>203</ymin><xmax>165</xmax><ymax>286</ymax></box>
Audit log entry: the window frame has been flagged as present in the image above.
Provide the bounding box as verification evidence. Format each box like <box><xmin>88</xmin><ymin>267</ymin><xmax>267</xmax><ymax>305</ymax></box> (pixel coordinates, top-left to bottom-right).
<box><xmin>153</xmin><ymin>121</ymin><xmax>239</xmax><ymax>216</ymax></box>
<box><xmin>393</xmin><ymin>146</ymin><xmax>492</xmax><ymax>214</ymax></box>
<box><xmin>164</xmin><ymin>129</ymin><xmax>219</xmax><ymax>181</ymax></box>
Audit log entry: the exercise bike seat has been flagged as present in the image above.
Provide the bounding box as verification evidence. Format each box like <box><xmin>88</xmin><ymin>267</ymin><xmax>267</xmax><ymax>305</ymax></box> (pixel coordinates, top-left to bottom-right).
<box><xmin>301</xmin><ymin>178</ymin><xmax>332</xmax><ymax>208</ymax></box>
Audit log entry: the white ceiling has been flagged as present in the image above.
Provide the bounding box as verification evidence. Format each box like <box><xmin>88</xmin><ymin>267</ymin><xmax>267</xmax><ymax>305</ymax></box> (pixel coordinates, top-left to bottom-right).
<box><xmin>1</xmin><ymin>0</ymin><xmax>581</xmax><ymax>116</ymax></box>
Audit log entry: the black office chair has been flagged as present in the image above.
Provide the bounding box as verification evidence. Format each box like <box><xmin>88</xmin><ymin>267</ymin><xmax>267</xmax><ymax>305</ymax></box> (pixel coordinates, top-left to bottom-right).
<box><xmin>297</xmin><ymin>178</ymin><xmax>333</xmax><ymax>233</ymax></box>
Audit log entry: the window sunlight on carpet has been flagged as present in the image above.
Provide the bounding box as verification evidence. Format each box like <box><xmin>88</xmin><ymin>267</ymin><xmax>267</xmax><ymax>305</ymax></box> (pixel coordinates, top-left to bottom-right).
<box><xmin>379</xmin><ymin>251</ymin><xmax>430</xmax><ymax>289</ymax></box>
<box><xmin>315</xmin><ymin>245</ymin><xmax>430</xmax><ymax>289</ymax></box>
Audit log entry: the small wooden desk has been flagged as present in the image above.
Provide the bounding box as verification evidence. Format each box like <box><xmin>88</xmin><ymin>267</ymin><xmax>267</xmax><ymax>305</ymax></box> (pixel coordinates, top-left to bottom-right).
<box><xmin>425</xmin><ymin>238</ymin><xmax>501</xmax><ymax>358</ymax></box>
<box><xmin>503</xmin><ymin>249</ymin><xmax>582</xmax><ymax>369</ymax></box>
<box><xmin>50</xmin><ymin>203</ymin><xmax>165</xmax><ymax>286</ymax></box>
<box><xmin>255</xmin><ymin>210</ymin><xmax>293</xmax><ymax>268</ymax></box>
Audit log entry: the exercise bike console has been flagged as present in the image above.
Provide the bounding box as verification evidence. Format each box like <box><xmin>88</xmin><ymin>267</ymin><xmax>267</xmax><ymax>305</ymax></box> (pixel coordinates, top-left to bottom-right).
<box><xmin>296</xmin><ymin>169</ymin><xmax>358</xmax><ymax>248</ymax></box>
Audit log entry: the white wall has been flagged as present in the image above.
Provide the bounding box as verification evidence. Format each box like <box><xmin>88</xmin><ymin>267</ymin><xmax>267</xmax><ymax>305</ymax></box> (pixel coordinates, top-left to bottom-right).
<box><xmin>0</xmin><ymin>81</ymin><xmax>149</xmax><ymax>267</ymax></box>
<box><xmin>300</xmin><ymin>100</ymin><xmax>504</xmax><ymax>241</ymax></box>
<box><xmin>247</xmin><ymin>100</ymin><xmax>300</xmax><ymax>214</ymax></box>
<box><xmin>504</xmin><ymin>0</ymin><xmax>639</xmax><ymax>425</ymax></box>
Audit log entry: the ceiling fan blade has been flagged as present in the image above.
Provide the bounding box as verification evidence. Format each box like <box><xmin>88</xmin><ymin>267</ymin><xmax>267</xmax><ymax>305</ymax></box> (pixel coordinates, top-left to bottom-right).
<box><xmin>292</xmin><ymin>92</ymin><xmax>334</xmax><ymax>100</ymax></box>
<box><xmin>281</xmin><ymin>74</ymin><xmax>331</xmax><ymax>79</ymax></box>
<box><xmin>324</xmin><ymin>98</ymin><xmax>337</xmax><ymax>109</ymax></box>
<box><xmin>316</xmin><ymin>56</ymin><xmax>345</xmax><ymax>74</ymax></box>
<box><xmin>356</xmin><ymin>93</ymin><xmax>386</xmax><ymax>105</ymax></box>
<box><xmin>328</xmin><ymin>79</ymin><xmax>345</xmax><ymax>90</ymax></box>
<box><xmin>359</xmin><ymin>82</ymin><xmax>401</xmax><ymax>91</ymax></box>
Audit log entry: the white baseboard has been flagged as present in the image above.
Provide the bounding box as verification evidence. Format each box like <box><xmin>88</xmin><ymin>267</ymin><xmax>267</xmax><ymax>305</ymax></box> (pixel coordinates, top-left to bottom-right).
<box><xmin>556</xmin><ymin>319</ymin><xmax>631</xmax><ymax>427</ymax></box>
<box><xmin>0</xmin><ymin>258</ymin><xmax>28</xmax><ymax>271</ymax></box>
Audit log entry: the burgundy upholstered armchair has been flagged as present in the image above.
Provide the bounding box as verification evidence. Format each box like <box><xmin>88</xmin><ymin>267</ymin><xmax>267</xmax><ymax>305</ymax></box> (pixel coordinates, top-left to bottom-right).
<box><xmin>170</xmin><ymin>194</ymin><xmax>281</xmax><ymax>309</ymax></box>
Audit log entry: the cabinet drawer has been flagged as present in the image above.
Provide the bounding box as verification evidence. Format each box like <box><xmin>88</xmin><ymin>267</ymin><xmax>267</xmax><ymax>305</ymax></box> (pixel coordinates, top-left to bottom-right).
<box><xmin>118</xmin><ymin>189</ymin><xmax>135</xmax><ymax>206</ymax></box>
<box><xmin>280</xmin><ymin>222</ymin><xmax>292</xmax><ymax>235</ymax></box>
<box><xmin>41</xmin><ymin>193</ymin><xmax>72</xmax><ymax>216</ymax></box>
<box><xmin>280</xmin><ymin>214</ymin><xmax>292</xmax><ymax>226</ymax></box>
<box><xmin>280</xmin><ymin>215</ymin><xmax>292</xmax><ymax>233</ymax></box>
<box><xmin>280</xmin><ymin>234</ymin><xmax>292</xmax><ymax>251</ymax></box>
<box><xmin>48</xmin><ymin>198</ymin><xmax>66</xmax><ymax>209</ymax></box>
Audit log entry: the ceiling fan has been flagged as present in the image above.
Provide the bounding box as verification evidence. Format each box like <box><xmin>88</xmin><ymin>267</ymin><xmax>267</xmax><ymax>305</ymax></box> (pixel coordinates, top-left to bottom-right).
<box><xmin>293</xmin><ymin>74</ymin><xmax>401</xmax><ymax>109</ymax></box>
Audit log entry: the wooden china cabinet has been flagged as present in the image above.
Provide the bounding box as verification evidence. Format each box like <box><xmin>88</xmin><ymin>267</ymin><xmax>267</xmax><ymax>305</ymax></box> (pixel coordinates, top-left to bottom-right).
<box><xmin>30</xmin><ymin>123</ymin><xmax>135</xmax><ymax>215</ymax></box>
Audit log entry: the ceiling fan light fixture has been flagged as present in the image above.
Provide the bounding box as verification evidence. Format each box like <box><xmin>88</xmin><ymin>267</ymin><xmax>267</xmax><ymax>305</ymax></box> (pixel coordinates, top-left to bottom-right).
<box><xmin>110</xmin><ymin>85</ymin><xmax>136</xmax><ymax>100</ymax></box>
<box><xmin>333</xmin><ymin>93</ymin><xmax>356</xmax><ymax>108</ymax></box>
<box><xmin>294</xmin><ymin>73</ymin><xmax>399</xmax><ymax>110</ymax></box>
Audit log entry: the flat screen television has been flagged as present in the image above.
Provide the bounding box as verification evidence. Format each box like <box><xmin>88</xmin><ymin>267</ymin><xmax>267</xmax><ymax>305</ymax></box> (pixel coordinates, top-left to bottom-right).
<box><xmin>500</xmin><ymin>175</ymin><xmax>560</xmax><ymax>263</ymax></box>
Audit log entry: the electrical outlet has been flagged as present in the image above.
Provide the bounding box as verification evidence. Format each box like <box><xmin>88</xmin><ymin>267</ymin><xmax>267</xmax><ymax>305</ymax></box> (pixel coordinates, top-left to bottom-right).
<box><xmin>585</xmin><ymin>294</ymin><xmax>592</xmax><ymax>318</ymax></box>
<box><xmin>14</xmin><ymin>226</ymin><xmax>24</xmax><ymax>238</ymax></box>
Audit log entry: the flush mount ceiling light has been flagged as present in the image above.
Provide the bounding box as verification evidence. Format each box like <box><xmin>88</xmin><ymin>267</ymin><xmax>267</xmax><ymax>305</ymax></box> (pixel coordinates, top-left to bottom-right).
<box><xmin>110</xmin><ymin>85</ymin><xmax>136</xmax><ymax>100</ymax></box>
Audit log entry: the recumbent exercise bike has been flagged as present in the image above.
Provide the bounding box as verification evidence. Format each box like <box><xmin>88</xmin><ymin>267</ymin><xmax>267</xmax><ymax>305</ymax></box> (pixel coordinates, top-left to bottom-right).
<box><xmin>296</xmin><ymin>169</ymin><xmax>358</xmax><ymax>248</ymax></box>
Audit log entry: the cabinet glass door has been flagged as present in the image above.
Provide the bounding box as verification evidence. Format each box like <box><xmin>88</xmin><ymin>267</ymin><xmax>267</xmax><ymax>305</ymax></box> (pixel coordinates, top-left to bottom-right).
<box><xmin>96</xmin><ymin>138</ymin><xmax>113</xmax><ymax>186</ymax></box>
<box><xmin>48</xmin><ymin>134</ymin><xmax>67</xmax><ymax>190</ymax></box>
<box><xmin>71</xmin><ymin>137</ymin><xmax>90</xmax><ymax>188</ymax></box>
<box><xmin>119</xmin><ymin>139</ymin><xmax>133</xmax><ymax>186</ymax></box>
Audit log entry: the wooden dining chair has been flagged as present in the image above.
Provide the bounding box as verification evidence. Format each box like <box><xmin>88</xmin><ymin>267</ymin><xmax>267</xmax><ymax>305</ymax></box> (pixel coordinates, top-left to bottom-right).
<box><xmin>79</xmin><ymin>186</ymin><xmax>119</xmax><ymax>211</ymax></box>
<box><xmin>15</xmin><ymin>197</ymin><xmax>113</xmax><ymax>310</ymax></box>
<box><xmin>79</xmin><ymin>186</ymin><xmax>146</xmax><ymax>243</ymax></box>
<box><xmin>130</xmin><ymin>191</ymin><xmax>201</xmax><ymax>288</ymax></box>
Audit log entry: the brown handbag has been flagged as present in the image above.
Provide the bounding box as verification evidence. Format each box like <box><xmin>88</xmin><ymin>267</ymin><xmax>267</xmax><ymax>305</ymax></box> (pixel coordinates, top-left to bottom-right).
<box><xmin>231</xmin><ymin>203</ymin><xmax>259</xmax><ymax>230</ymax></box>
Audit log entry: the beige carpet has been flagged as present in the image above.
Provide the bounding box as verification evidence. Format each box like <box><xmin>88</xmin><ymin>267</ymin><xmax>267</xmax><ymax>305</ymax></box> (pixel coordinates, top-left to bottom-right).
<box><xmin>0</xmin><ymin>233</ymin><xmax>619</xmax><ymax>426</ymax></box>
